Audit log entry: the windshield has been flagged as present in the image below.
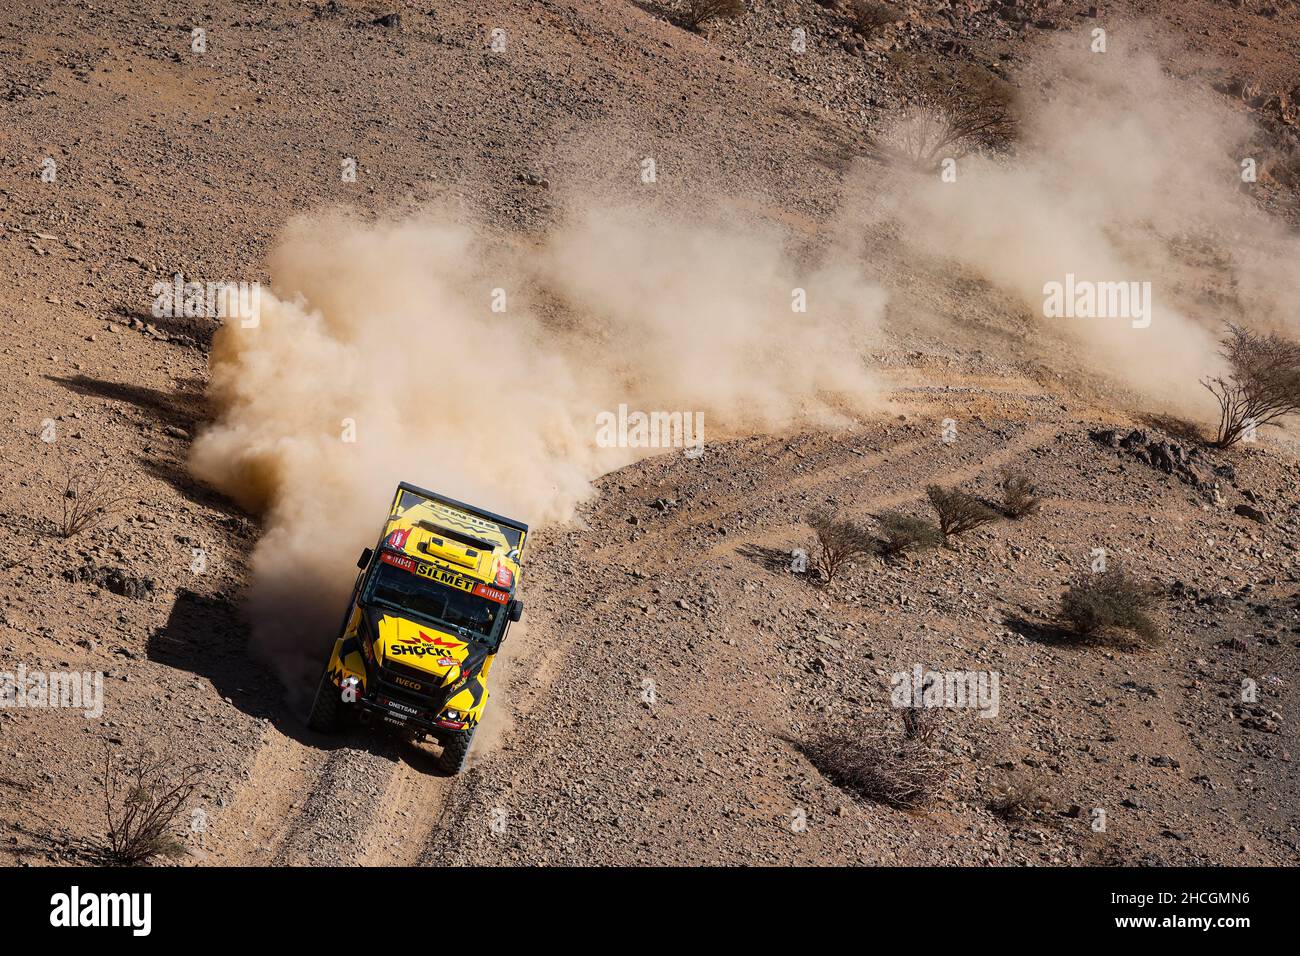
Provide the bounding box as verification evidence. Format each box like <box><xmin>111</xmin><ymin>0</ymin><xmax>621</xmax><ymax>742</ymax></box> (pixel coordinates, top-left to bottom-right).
<box><xmin>365</xmin><ymin>561</ymin><xmax>502</xmax><ymax>643</ymax></box>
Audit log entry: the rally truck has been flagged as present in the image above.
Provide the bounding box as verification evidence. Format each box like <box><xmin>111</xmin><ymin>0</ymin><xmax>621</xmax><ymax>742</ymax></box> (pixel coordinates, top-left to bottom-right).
<box><xmin>307</xmin><ymin>482</ymin><xmax>526</xmax><ymax>774</ymax></box>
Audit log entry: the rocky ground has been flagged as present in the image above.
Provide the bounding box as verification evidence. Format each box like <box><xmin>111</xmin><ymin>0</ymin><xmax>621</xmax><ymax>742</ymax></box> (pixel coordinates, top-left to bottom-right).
<box><xmin>434</xmin><ymin>372</ymin><xmax>1300</xmax><ymax>866</ymax></box>
<box><xmin>1</xmin><ymin>0</ymin><xmax>1298</xmax><ymax>866</ymax></box>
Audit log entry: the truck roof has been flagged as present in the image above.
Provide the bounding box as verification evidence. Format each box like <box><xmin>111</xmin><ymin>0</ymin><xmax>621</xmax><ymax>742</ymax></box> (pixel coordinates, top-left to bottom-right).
<box><xmin>378</xmin><ymin>483</ymin><xmax>525</xmax><ymax>596</ymax></box>
<box><xmin>394</xmin><ymin>482</ymin><xmax>529</xmax><ymax>541</ymax></box>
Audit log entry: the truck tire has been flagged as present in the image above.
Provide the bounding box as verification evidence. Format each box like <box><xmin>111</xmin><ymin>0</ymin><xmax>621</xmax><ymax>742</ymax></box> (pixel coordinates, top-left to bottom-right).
<box><xmin>438</xmin><ymin>727</ymin><xmax>476</xmax><ymax>775</ymax></box>
<box><xmin>307</xmin><ymin>669</ymin><xmax>343</xmax><ymax>733</ymax></box>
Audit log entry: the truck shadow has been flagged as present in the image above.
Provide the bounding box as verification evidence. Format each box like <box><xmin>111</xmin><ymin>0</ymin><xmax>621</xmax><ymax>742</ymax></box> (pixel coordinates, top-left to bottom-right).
<box><xmin>148</xmin><ymin>588</ymin><xmax>283</xmax><ymax>722</ymax></box>
<box><xmin>149</xmin><ymin>589</ymin><xmax>454</xmax><ymax>772</ymax></box>
<box><xmin>47</xmin><ymin>372</ymin><xmax>203</xmax><ymax>433</ymax></box>
<box><xmin>47</xmin><ymin>372</ymin><xmax>249</xmax><ymax>517</ymax></box>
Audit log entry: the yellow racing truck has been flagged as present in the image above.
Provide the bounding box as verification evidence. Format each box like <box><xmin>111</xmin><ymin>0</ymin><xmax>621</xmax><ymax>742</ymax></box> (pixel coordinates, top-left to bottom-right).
<box><xmin>307</xmin><ymin>482</ymin><xmax>526</xmax><ymax>773</ymax></box>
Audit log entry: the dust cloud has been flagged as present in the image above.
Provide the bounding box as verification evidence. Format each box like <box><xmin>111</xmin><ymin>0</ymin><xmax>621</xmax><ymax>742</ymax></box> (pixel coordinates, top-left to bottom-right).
<box><xmin>190</xmin><ymin>205</ymin><xmax>886</xmax><ymax>690</ymax></box>
<box><xmin>193</xmin><ymin>26</ymin><xmax>1299</xmax><ymax>694</ymax></box>
<box><xmin>869</xmin><ymin>29</ymin><xmax>1300</xmax><ymax>414</ymax></box>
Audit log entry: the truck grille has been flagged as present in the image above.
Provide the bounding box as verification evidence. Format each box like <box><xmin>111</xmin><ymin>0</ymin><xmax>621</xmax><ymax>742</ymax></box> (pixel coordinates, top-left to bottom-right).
<box><xmin>378</xmin><ymin>660</ymin><xmax>442</xmax><ymax>701</ymax></box>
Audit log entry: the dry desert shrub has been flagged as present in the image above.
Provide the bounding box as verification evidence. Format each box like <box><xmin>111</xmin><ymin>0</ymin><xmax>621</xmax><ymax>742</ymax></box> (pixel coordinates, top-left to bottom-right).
<box><xmin>868</xmin><ymin>61</ymin><xmax>1019</xmax><ymax>175</ymax></box>
<box><xmin>926</xmin><ymin>484</ymin><xmax>999</xmax><ymax>539</ymax></box>
<box><xmin>849</xmin><ymin>0</ymin><xmax>899</xmax><ymax>37</ymax></box>
<box><xmin>802</xmin><ymin>712</ymin><xmax>951</xmax><ymax>810</ymax></box>
<box><xmin>900</xmin><ymin>702</ymin><xmax>939</xmax><ymax>747</ymax></box>
<box><xmin>999</xmin><ymin>468</ymin><xmax>1042</xmax><ymax>518</ymax></box>
<box><xmin>683</xmin><ymin>0</ymin><xmax>745</xmax><ymax>30</ymax></box>
<box><xmin>867</xmin><ymin>65</ymin><xmax>1015</xmax><ymax>172</ymax></box>
<box><xmin>1201</xmin><ymin>324</ymin><xmax>1300</xmax><ymax>448</ymax></box>
<box><xmin>1267</xmin><ymin>145</ymin><xmax>1300</xmax><ymax>190</ymax></box>
<box><xmin>101</xmin><ymin>744</ymin><xmax>206</xmax><ymax>865</ymax></box>
<box><xmin>988</xmin><ymin>773</ymin><xmax>1054</xmax><ymax>821</ymax></box>
<box><xmin>1058</xmin><ymin>565</ymin><xmax>1162</xmax><ymax>646</ymax></box>
<box><xmin>807</xmin><ymin>509</ymin><xmax>875</xmax><ymax>582</ymax></box>
<box><xmin>58</xmin><ymin>461</ymin><xmax>127</xmax><ymax>538</ymax></box>
<box><xmin>873</xmin><ymin>511</ymin><xmax>942</xmax><ymax>559</ymax></box>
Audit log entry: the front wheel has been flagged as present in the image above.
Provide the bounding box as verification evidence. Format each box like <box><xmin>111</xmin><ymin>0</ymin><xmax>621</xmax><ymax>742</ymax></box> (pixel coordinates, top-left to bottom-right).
<box><xmin>307</xmin><ymin>668</ymin><xmax>343</xmax><ymax>733</ymax></box>
<box><xmin>437</xmin><ymin>726</ymin><xmax>476</xmax><ymax>775</ymax></box>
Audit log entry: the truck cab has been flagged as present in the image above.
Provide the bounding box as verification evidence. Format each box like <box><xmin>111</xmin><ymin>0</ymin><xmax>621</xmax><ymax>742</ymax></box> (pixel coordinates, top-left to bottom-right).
<box><xmin>307</xmin><ymin>482</ymin><xmax>527</xmax><ymax>774</ymax></box>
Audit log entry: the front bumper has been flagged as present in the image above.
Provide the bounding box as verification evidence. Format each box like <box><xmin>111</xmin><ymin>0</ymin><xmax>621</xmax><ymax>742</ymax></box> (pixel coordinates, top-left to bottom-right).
<box><xmin>352</xmin><ymin>692</ymin><xmax>469</xmax><ymax>735</ymax></box>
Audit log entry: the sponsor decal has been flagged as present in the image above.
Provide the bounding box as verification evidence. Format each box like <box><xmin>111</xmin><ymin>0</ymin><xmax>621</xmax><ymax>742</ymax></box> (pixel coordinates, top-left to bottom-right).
<box><xmin>382</xmin><ymin>543</ymin><xmax>512</xmax><ymax>600</ymax></box>
<box><xmin>382</xmin><ymin>549</ymin><xmax>474</xmax><ymax>592</ymax></box>
<box><xmin>390</xmin><ymin>631</ymin><xmax>464</xmax><ymax>659</ymax></box>
<box><xmin>473</xmin><ymin>583</ymin><xmax>509</xmax><ymax>604</ymax></box>
<box><xmin>414</xmin><ymin>561</ymin><xmax>476</xmax><ymax>592</ymax></box>
<box><xmin>380</xmin><ymin>551</ymin><xmax>417</xmax><ymax>573</ymax></box>
<box><xmin>386</xmin><ymin>528</ymin><xmax>411</xmax><ymax>550</ymax></box>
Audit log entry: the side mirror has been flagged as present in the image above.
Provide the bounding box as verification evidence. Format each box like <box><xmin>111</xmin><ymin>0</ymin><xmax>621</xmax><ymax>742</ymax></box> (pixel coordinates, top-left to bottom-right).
<box><xmin>357</xmin><ymin>547</ymin><xmax>373</xmax><ymax>570</ymax></box>
<box><xmin>508</xmin><ymin>599</ymin><xmax>524</xmax><ymax>623</ymax></box>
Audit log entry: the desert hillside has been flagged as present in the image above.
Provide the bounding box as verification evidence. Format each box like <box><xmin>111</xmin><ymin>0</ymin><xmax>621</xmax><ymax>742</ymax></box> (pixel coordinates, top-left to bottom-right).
<box><xmin>1</xmin><ymin>0</ymin><xmax>1298</xmax><ymax>867</ymax></box>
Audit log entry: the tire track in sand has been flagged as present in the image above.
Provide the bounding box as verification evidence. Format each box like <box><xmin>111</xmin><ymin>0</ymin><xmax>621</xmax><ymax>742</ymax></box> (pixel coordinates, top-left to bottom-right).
<box><xmin>204</xmin><ymin>724</ymin><xmax>331</xmax><ymax>866</ymax></box>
